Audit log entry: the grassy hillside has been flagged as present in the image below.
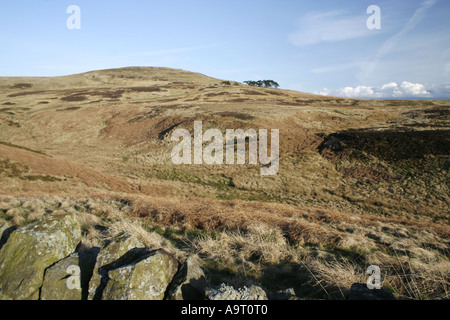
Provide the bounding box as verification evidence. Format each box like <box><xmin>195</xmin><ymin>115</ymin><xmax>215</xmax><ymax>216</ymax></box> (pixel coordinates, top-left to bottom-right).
<box><xmin>0</xmin><ymin>67</ymin><xmax>448</xmax><ymax>299</ymax></box>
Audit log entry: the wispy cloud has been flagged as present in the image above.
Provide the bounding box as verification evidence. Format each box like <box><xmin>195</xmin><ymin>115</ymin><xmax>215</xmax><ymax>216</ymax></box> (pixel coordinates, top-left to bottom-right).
<box><xmin>360</xmin><ymin>0</ymin><xmax>439</xmax><ymax>80</ymax></box>
<box><xmin>311</xmin><ymin>61</ymin><xmax>362</xmax><ymax>74</ymax></box>
<box><xmin>289</xmin><ymin>10</ymin><xmax>373</xmax><ymax>47</ymax></box>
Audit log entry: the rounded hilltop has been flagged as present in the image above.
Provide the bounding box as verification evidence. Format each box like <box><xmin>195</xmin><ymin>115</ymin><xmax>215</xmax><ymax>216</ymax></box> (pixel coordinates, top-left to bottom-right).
<box><xmin>79</xmin><ymin>66</ymin><xmax>222</xmax><ymax>86</ymax></box>
<box><xmin>0</xmin><ymin>66</ymin><xmax>223</xmax><ymax>92</ymax></box>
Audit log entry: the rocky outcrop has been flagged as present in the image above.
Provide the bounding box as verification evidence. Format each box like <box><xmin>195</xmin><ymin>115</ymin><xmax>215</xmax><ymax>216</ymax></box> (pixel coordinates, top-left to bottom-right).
<box><xmin>206</xmin><ymin>284</ymin><xmax>268</xmax><ymax>300</ymax></box>
<box><xmin>0</xmin><ymin>216</ymin><xmax>194</xmax><ymax>300</ymax></box>
<box><xmin>87</xmin><ymin>232</ymin><xmax>146</xmax><ymax>300</ymax></box>
<box><xmin>86</xmin><ymin>232</ymin><xmax>179</xmax><ymax>300</ymax></box>
<box><xmin>40</xmin><ymin>253</ymin><xmax>82</xmax><ymax>300</ymax></box>
<box><xmin>0</xmin><ymin>214</ymin><xmax>81</xmax><ymax>300</ymax></box>
<box><xmin>0</xmin><ymin>211</ymin><xmax>337</xmax><ymax>301</ymax></box>
<box><xmin>1</xmin><ymin>215</ymin><xmax>268</xmax><ymax>300</ymax></box>
<box><xmin>101</xmin><ymin>249</ymin><xmax>178</xmax><ymax>300</ymax></box>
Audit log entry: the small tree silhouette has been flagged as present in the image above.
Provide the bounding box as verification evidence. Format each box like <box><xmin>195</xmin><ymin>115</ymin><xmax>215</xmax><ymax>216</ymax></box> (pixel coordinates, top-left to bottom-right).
<box><xmin>244</xmin><ymin>80</ymin><xmax>279</xmax><ymax>88</ymax></box>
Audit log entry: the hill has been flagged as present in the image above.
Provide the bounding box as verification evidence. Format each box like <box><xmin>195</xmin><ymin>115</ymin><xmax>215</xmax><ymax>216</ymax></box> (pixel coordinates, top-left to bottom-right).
<box><xmin>0</xmin><ymin>67</ymin><xmax>449</xmax><ymax>299</ymax></box>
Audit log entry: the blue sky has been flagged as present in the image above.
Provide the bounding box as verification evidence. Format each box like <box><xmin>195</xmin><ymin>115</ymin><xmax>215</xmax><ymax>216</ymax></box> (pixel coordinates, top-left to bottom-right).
<box><xmin>1</xmin><ymin>0</ymin><xmax>449</xmax><ymax>99</ymax></box>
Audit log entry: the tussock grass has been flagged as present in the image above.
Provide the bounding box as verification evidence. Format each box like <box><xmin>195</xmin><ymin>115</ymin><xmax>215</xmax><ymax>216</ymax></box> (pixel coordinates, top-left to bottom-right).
<box><xmin>381</xmin><ymin>252</ymin><xmax>450</xmax><ymax>300</ymax></box>
<box><xmin>193</xmin><ymin>223</ymin><xmax>293</xmax><ymax>265</ymax></box>
<box><xmin>1</xmin><ymin>195</ymin><xmax>448</xmax><ymax>300</ymax></box>
<box><xmin>1</xmin><ymin>67</ymin><xmax>449</xmax><ymax>300</ymax></box>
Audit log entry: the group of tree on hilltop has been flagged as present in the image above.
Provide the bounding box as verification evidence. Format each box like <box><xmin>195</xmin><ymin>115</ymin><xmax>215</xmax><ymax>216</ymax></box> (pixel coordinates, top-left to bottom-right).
<box><xmin>243</xmin><ymin>80</ymin><xmax>279</xmax><ymax>88</ymax></box>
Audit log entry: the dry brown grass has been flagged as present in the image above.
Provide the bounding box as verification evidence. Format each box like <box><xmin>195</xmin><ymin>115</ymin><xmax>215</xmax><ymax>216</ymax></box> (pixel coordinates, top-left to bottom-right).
<box><xmin>1</xmin><ymin>195</ymin><xmax>448</xmax><ymax>299</ymax></box>
<box><xmin>106</xmin><ymin>214</ymin><xmax>184</xmax><ymax>260</ymax></box>
<box><xmin>0</xmin><ymin>67</ymin><xmax>448</xmax><ymax>299</ymax></box>
<box><xmin>380</xmin><ymin>251</ymin><xmax>450</xmax><ymax>300</ymax></box>
<box><xmin>194</xmin><ymin>223</ymin><xmax>293</xmax><ymax>265</ymax></box>
<box><xmin>302</xmin><ymin>257</ymin><xmax>366</xmax><ymax>299</ymax></box>
<box><xmin>124</xmin><ymin>195</ymin><xmax>450</xmax><ymax>246</ymax></box>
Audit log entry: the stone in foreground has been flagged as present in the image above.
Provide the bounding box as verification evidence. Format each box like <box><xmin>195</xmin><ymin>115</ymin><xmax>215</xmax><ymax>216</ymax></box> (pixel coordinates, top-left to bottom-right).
<box><xmin>0</xmin><ymin>214</ymin><xmax>81</xmax><ymax>300</ymax></box>
<box><xmin>102</xmin><ymin>249</ymin><xmax>179</xmax><ymax>300</ymax></box>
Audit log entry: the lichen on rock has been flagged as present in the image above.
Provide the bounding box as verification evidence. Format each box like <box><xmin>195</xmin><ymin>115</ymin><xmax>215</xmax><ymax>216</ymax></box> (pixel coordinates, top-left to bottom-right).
<box><xmin>40</xmin><ymin>253</ymin><xmax>82</xmax><ymax>300</ymax></box>
<box><xmin>0</xmin><ymin>214</ymin><xmax>81</xmax><ymax>300</ymax></box>
<box><xmin>87</xmin><ymin>232</ymin><xmax>145</xmax><ymax>300</ymax></box>
<box><xmin>102</xmin><ymin>249</ymin><xmax>179</xmax><ymax>300</ymax></box>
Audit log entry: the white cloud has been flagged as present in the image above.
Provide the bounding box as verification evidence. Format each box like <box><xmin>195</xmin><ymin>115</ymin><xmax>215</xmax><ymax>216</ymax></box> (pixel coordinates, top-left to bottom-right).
<box><xmin>380</xmin><ymin>82</ymin><xmax>403</xmax><ymax>97</ymax></box>
<box><xmin>380</xmin><ymin>82</ymin><xmax>397</xmax><ymax>89</ymax></box>
<box><xmin>342</xmin><ymin>86</ymin><xmax>380</xmax><ymax>98</ymax></box>
<box><xmin>289</xmin><ymin>10</ymin><xmax>372</xmax><ymax>47</ymax></box>
<box><xmin>399</xmin><ymin>81</ymin><xmax>430</xmax><ymax>96</ymax></box>
<box><xmin>316</xmin><ymin>81</ymin><xmax>433</xmax><ymax>99</ymax></box>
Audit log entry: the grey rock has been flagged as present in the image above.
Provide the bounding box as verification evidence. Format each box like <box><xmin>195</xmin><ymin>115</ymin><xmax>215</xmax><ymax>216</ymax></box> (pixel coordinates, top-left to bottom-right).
<box><xmin>167</xmin><ymin>255</ymin><xmax>208</xmax><ymax>300</ymax></box>
<box><xmin>0</xmin><ymin>288</ymin><xmax>12</xmax><ymax>300</ymax></box>
<box><xmin>348</xmin><ymin>283</ymin><xmax>396</xmax><ymax>300</ymax></box>
<box><xmin>206</xmin><ymin>284</ymin><xmax>267</xmax><ymax>300</ymax></box>
<box><xmin>87</xmin><ymin>232</ymin><xmax>145</xmax><ymax>300</ymax></box>
<box><xmin>101</xmin><ymin>249</ymin><xmax>179</xmax><ymax>300</ymax></box>
<box><xmin>41</xmin><ymin>253</ymin><xmax>82</xmax><ymax>300</ymax></box>
<box><xmin>0</xmin><ymin>214</ymin><xmax>81</xmax><ymax>300</ymax></box>
<box><xmin>268</xmin><ymin>287</ymin><xmax>300</xmax><ymax>300</ymax></box>
<box><xmin>39</xmin><ymin>247</ymin><xmax>99</xmax><ymax>300</ymax></box>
